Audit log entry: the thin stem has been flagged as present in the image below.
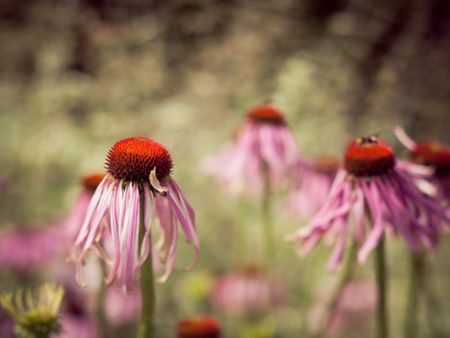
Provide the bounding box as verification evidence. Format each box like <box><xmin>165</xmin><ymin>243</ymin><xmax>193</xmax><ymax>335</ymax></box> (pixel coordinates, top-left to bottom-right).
<box><xmin>138</xmin><ymin>184</ymin><xmax>155</xmax><ymax>338</ymax></box>
<box><xmin>261</xmin><ymin>163</ymin><xmax>274</xmax><ymax>270</ymax></box>
<box><xmin>403</xmin><ymin>251</ymin><xmax>425</xmax><ymax>338</ymax></box>
<box><xmin>375</xmin><ymin>235</ymin><xmax>389</xmax><ymax>338</ymax></box>
<box><xmin>322</xmin><ymin>241</ymin><xmax>358</xmax><ymax>334</ymax></box>
<box><xmin>97</xmin><ymin>262</ymin><xmax>108</xmax><ymax>338</ymax></box>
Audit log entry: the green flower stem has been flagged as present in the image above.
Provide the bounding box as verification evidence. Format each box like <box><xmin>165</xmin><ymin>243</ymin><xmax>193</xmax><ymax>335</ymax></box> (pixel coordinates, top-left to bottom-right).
<box><xmin>138</xmin><ymin>184</ymin><xmax>155</xmax><ymax>338</ymax></box>
<box><xmin>261</xmin><ymin>163</ymin><xmax>274</xmax><ymax>270</ymax></box>
<box><xmin>321</xmin><ymin>241</ymin><xmax>358</xmax><ymax>334</ymax></box>
<box><xmin>403</xmin><ymin>251</ymin><xmax>425</xmax><ymax>338</ymax></box>
<box><xmin>375</xmin><ymin>235</ymin><xmax>389</xmax><ymax>338</ymax></box>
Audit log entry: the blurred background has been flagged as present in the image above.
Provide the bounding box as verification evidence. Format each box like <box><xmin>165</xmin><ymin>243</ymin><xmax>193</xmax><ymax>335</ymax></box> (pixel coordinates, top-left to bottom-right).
<box><xmin>0</xmin><ymin>0</ymin><xmax>449</xmax><ymax>337</ymax></box>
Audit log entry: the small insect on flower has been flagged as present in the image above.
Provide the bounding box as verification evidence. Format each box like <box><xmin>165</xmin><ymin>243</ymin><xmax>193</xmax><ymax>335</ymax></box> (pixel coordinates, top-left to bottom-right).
<box><xmin>177</xmin><ymin>316</ymin><xmax>221</xmax><ymax>338</ymax></box>
<box><xmin>0</xmin><ymin>284</ymin><xmax>64</xmax><ymax>338</ymax></box>
<box><xmin>289</xmin><ymin>135</ymin><xmax>450</xmax><ymax>270</ymax></box>
<box><xmin>201</xmin><ymin>105</ymin><xmax>301</xmax><ymax>195</ymax></box>
<box><xmin>73</xmin><ymin>137</ymin><xmax>199</xmax><ymax>292</ymax></box>
<box><xmin>395</xmin><ymin>127</ymin><xmax>450</xmax><ymax>202</ymax></box>
<box><xmin>286</xmin><ymin>155</ymin><xmax>340</xmax><ymax>218</ymax></box>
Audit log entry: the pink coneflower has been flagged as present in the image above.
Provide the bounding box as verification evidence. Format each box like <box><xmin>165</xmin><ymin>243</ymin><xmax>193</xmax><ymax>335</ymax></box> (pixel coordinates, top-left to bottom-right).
<box><xmin>308</xmin><ymin>281</ymin><xmax>376</xmax><ymax>336</ymax></box>
<box><xmin>58</xmin><ymin>285</ymin><xmax>98</xmax><ymax>338</ymax></box>
<box><xmin>104</xmin><ymin>286</ymin><xmax>141</xmax><ymax>325</ymax></box>
<box><xmin>65</xmin><ymin>173</ymin><xmax>106</xmax><ymax>242</ymax></box>
<box><xmin>290</xmin><ymin>136</ymin><xmax>450</xmax><ymax>270</ymax></box>
<box><xmin>395</xmin><ymin>127</ymin><xmax>450</xmax><ymax>202</ymax></box>
<box><xmin>73</xmin><ymin>137</ymin><xmax>199</xmax><ymax>292</ymax></box>
<box><xmin>0</xmin><ymin>225</ymin><xmax>64</xmax><ymax>274</ymax></box>
<box><xmin>211</xmin><ymin>265</ymin><xmax>285</xmax><ymax>315</ymax></box>
<box><xmin>202</xmin><ymin>105</ymin><xmax>300</xmax><ymax>195</ymax></box>
<box><xmin>177</xmin><ymin>316</ymin><xmax>220</xmax><ymax>338</ymax></box>
<box><xmin>286</xmin><ymin>155</ymin><xmax>339</xmax><ymax>218</ymax></box>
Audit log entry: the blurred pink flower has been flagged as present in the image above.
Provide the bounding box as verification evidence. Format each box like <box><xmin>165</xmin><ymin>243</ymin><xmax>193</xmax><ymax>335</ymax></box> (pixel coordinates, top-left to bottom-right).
<box><xmin>290</xmin><ymin>136</ymin><xmax>450</xmax><ymax>271</ymax></box>
<box><xmin>104</xmin><ymin>286</ymin><xmax>142</xmax><ymax>325</ymax></box>
<box><xmin>0</xmin><ymin>178</ymin><xmax>7</xmax><ymax>191</ymax></box>
<box><xmin>59</xmin><ymin>315</ymin><xmax>98</xmax><ymax>338</ymax></box>
<box><xmin>0</xmin><ymin>224</ymin><xmax>64</xmax><ymax>274</ymax></box>
<box><xmin>73</xmin><ymin>137</ymin><xmax>199</xmax><ymax>292</ymax></box>
<box><xmin>211</xmin><ymin>265</ymin><xmax>285</xmax><ymax>315</ymax></box>
<box><xmin>57</xmin><ymin>283</ymin><xmax>99</xmax><ymax>338</ymax></box>
<box><xmin>202</xmin><ymin>105</ymin><xmax>301</xmax><ymax>195</ymax></box>
<box><xmin>395</xmin><ymin>126</ymin><xmax>450</xmax><ymax>202</ymax></box>
<box><xmin>307</xmin><ymin>281</ymin><xmax>376</xmax><ymax>336</ymax></box>
<box><xmin>286</xmin><ymin>155</ymin><xmax>339</xmax><ymax>218</ymax></box>
<box><xmin>0</xmin><ymin>309</ymin><xmax>14</xmax><ymax>338</ymax></box>
<box><xmin>177</xmin><ymin>316</ymin><xmax>221</xmax><ymax>338</ymax></box>
<box><xmin>64</xmin><ymin>173</ymin><xmax>106</xmax><ymax>243</ymax></box>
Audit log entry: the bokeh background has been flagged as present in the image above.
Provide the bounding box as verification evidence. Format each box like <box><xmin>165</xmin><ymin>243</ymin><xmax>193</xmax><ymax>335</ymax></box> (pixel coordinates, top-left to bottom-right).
<box><xmin>0</xmin><ymin>0</ymin><xmax>449</xmax><ymax>337</ymax></box>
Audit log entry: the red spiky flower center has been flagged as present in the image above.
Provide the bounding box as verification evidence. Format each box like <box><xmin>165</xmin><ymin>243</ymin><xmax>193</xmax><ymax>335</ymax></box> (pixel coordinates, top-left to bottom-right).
<box><xmin>82</xmin><ymin>173</ymin><xmax>106</xmax><ymax>192</ymax></box>
<box><xmin>106</xmin><ymin>137</ymin><xmax>173</xmax><ymax>182</ymax></box>
<box><xmin>247</xmin><ymin>105</ymin><xmax>285</xmax><ymax>124</ymax></box>
<box><xmin>345</xmin><ymin>136</ymin><xmax>395</xmax><ymax>177</ymax></box>
<box><xmin>411</xmin><ymin>141</ymin><xmax>450</xmax><ymax>176</ymax></box>
<box><xmin>177</xmin><ymin>316</ymin><xmax>221</xmax><ymax>338</ymax></box>
<box><xmin>313</xmin><ymin>155</ymin><xmax>340</xmax><ymax>174</ymax></box>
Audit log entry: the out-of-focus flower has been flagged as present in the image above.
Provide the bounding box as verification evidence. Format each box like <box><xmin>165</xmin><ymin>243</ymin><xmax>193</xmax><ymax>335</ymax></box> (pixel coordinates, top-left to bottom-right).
<box><xmin>290</xmin><ymin>136</ymin><xmax>450</xmax><ymax>270</ymax></box>
<box><xmin>0</xmin><ymin>283</ymin><xmax>64</xmax><ymax>338</ymax></box>
<box><xmin>0</xmin><ymin>309</ymin><xmax>14</xmax><ymax>338</ymax></box>
<box><xmin>103</xmin><ymin>286</ymin><xmax>141</xmax><ymax>325</ymax></box>
<box><xmin>177</xmin><ymin>316</ymin><xmax>220</xmax><ymax>338</ymax></box>
<box><xmin>64</xmin><ymin>173</ymin><xmax>106</xmax><ymax>243</ymax></box>
<box><xmin>0</xmin><ymin>225</ymin><xmax>64</xmax><ymax>274</ymax></box>
<box><xmin>307</xmin><ymin>281</ymin><xmax>376</xmax><ymax>336</ymax></box>
<box><xmin>56</xmin><ymin>283</ymin><xmax>98</xmax><ymax>338</ymax></box>
<box><xmin>395</xmin><ymin>127</ymin><xmax>450</xmax><ymax>202</ymax></box>
<box><xmin>0</xmin><ymin>178</ymin><xmax>7</xmax><ymax>191</ymax></box>
<box><xmin>58</xmin><ymin>315</ymin><xmax>98</xmax><ymax>338</ymax></box>
<box><xmin>286</xmin><ymin>155</ymin><xmax>339</xmax><ymax>218</ymax></box>
<box><xmin>211</xmin><ymin>264</ymin><xmax>285</xmax><ymax>315</ymax></box>
<box><xmin>73</xmin><ymin>137</ymin><xmax>199</xmax><ymax>292</ymax></box>
<box><xmin>202</xmin><ymin>105</ymin><xmax>301</xmax><ymax>195</ymax></box>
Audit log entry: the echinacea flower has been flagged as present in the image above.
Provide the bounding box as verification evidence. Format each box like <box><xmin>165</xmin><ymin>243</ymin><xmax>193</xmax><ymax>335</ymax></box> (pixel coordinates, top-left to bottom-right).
<box><xmin>307</xmin><ymin>281</ymin><xmax>376</xmax><ymax>336</ymax></box>
<box><xmin>211</xmin><ymin>264</ymin><xmax>285</xmax><ymax>315</ymax></box>
<box><xmin>290</xmin><ymin>136</ymin><xmax>450</xmax><ymax>270</ymax></box>
<box><xmin>0</xmin><ymin>283</ymin><xmax>64</xmax><ymax>338</ymax></box>
<box><xmin>58</xmin><ymin>285</ymin><xmax>98</xmax><ymax>338</ymax></box>
<box><xmin>0</xmin><ymin>225</ymin><xmax>64</xmax><ymax>274</ymax></box>
<box><xmin>286</xmin><ymin>155</ymin><xmax>339</xmax><ymax>218</ymax></box>
<box><xmin>64</xmin><ymin>173</ymin><xmax>106</xmax><ymax>242</ymax></box>
<box><xmin>104</xmin><ymin>286</ymin><xmax>141</xmax><ymax>325</ymax></box>
<box><xmin>73</xmin><ymin>137</ymin><xmax>199</xmax><ymax>292</ymax></box>
<box><xmin>177</xmin><ymin>316</ymin><xmax>220</xmax><ymax>338</ymax></box>
<box><xmin>395</xmin><ymin>127</ymin><xmax>450</xmax><ymax>202</ymax></box>
<box><xmin>202</xmin><ymin>105</ymin><xmax>300</xmax><ymax>195</ymax></box>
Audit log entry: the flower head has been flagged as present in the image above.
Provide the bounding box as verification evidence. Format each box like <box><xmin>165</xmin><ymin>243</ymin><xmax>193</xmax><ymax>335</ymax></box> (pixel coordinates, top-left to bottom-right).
<box><xmin>73</xmin><ymin>137</ymin><xmax>199</xmax><ymax>292</ymax></box>
<box><xmin>177</xmin><ymin>316</ymin><xmax>220</xmax><ymax>338</ymax></box>
<box><xmin>0</xmin><ymin>284</ymin><xmax>64</xmax><ymax>338</ymax></box>
<box><xmin>202</xmin><ymin>105</ymin><xmax>300</xmax><ymax>195</ymax></box>
<box><xmin>290</xmin><ymin>135</ymin><xmax>450</xmax><ymax>270</ymax></box>
<box><xmin>287</xmin><ymin>155</ymin><xmax>339</xmax><ymax>218</ymax></box>
<box><xmin>395</xmin><ymin>127</ymin><xmax>450</xmax><ymax>201</ymax></box>
<box><xmin>211</xmin><ymin>264</ymin><xmax>285</xmax><ymax>315</ymax></box>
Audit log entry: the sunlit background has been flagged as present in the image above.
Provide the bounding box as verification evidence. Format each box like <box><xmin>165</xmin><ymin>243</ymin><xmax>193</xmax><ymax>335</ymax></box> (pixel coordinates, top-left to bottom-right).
<box><xmin>0</xmin><ymin>0</ymin><xmax>449</xmax><ymax>337</ymax></box>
